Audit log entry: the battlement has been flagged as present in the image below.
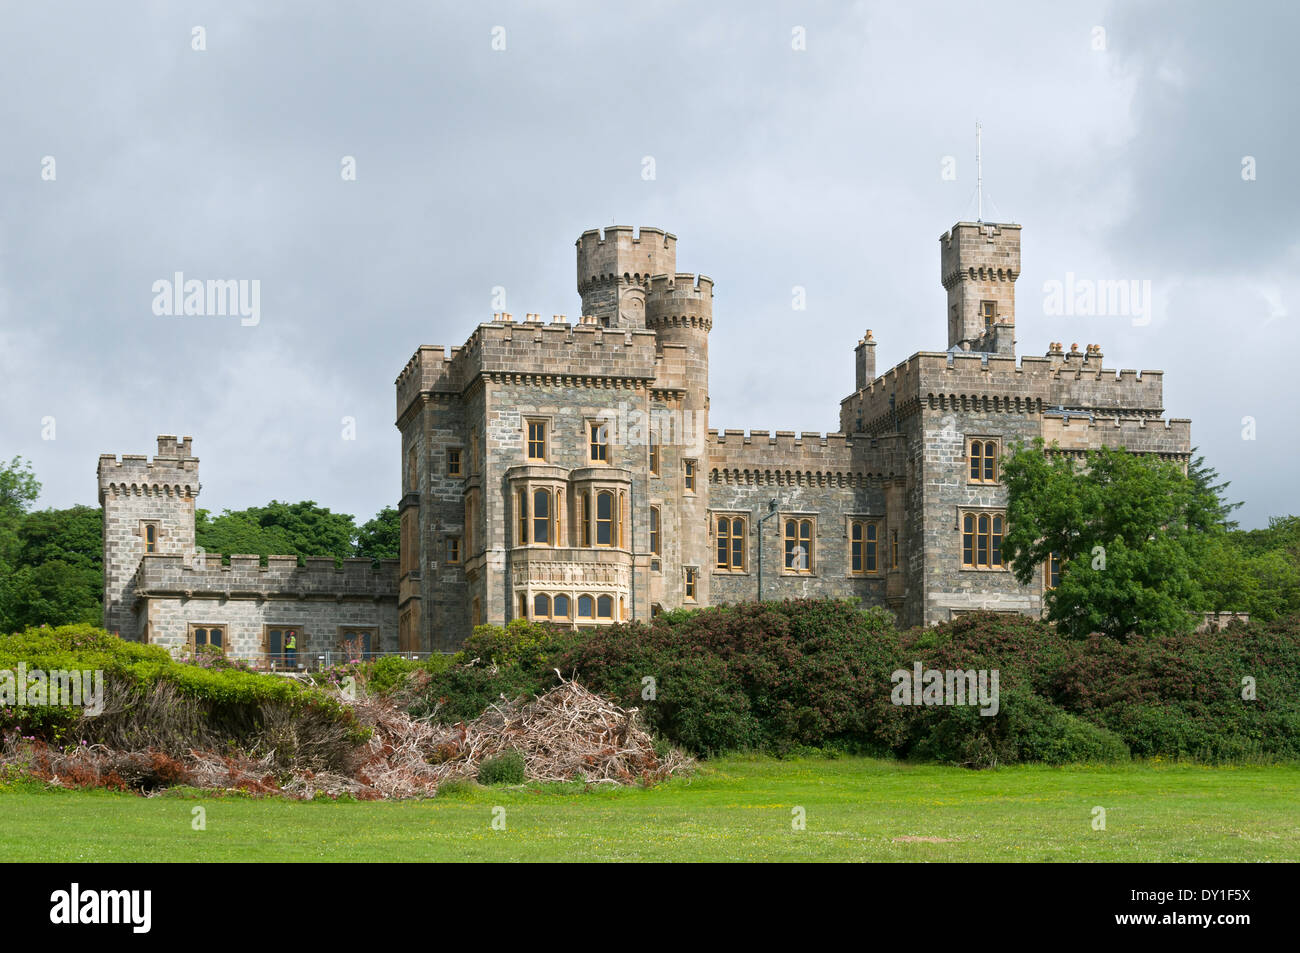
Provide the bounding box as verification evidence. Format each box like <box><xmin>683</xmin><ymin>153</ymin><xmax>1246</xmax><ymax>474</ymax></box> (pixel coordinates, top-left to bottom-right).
<box><xmin>134</xmin><ymin>554</ymin><xmax>400</xmax><ymax>600</ymax></box>
<box><xmin>576</xmin><ymin>226</ymin><xmax>677</xmax><ymax>292</ymax></box>
<box><xmin>645</xmin><ymin>273</ymin><xmax>714</xmax><ymax>331</ymax></box>
<box><xmin>1041</xmin><ymin>414</ymin><xmax>1192</xmax><ymax>457</ymax></box>
<box><xmin>940</xmin><ymin>221</ymin><xmax>1022</xmax><ymax>284</ymax></box>
<box><xmin>708</xmin><ymin>428</ymin><xmax>908</xmax><ymax>481</ymax></box>
<box><xmin>843</xmin><ymin>348</ymin><xmax>1168</xmax><ymax>432</ymax></box>
<box><xmin>396</xmin><ymin>321</ymin><xmax>663</xmax><ymax>420</ymax></box>
<box><xmin>97</xmin><ymin>435</ymin><xmax>200</xmax><ymax>501</ymax></box>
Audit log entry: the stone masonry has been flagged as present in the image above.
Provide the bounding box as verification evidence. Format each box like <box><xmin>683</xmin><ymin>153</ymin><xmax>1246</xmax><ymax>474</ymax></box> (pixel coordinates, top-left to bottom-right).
<box><xmin>103</xmin><ymin>218</ymin><xmax>1192</xmax><ymax>656</ymax></box>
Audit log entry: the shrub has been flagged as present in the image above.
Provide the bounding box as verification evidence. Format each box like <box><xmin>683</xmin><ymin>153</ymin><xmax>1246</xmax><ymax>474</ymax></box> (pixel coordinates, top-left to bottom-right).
<box><xmin>477</xmin><ymin>749</ymin><xmax>526</xmax><ymax>785</ymax></box>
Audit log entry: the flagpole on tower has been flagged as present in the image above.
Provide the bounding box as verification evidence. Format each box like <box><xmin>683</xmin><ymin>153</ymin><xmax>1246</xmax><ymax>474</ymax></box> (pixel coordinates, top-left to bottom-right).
<box><xmin>976</xmin><ymin>121</ymin><xmax>983</xmax><ymax>223</ymax></box>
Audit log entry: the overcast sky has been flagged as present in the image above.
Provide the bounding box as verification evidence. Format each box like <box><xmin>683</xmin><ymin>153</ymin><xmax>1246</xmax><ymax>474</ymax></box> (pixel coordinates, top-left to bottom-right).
<box><xmin>1</xmin><ymin>1</ymin><xmax>1294</xmax><ymax>529</ymax></box>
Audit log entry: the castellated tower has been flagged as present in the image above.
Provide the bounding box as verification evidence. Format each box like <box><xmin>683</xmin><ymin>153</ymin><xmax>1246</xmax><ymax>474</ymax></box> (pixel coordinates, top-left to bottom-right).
<box><xmin>576</xmin><ymin>226</ymin><xmax>677</xmax><ymax>328</ymax></box>
<box><xmin>941</xmin><ymin>222</ymin><xmax>1021</xmax><ymax>354</ymax></box>
<box><xmin>645</xmin><ymin>272</ymin><xmax>713</xmax><ymax>606</ymax></box>
<box><xmin>97</xmin><ymin>436</ymin><xmax>199</xmax><ymax>640</ymax></box>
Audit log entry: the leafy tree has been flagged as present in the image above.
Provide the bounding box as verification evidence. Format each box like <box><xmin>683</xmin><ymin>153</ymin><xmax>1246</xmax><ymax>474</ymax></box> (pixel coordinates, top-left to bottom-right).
<box><xmin>1187</xmin><ymin>448</ymin><xmax>1243</xmax><ymax>531</ymax></box>
<box><xmin>16</xmin><ymin>505</ymin><xmax>102</xmax><ymax>569</ymax></box>
<box><xmin>0</xmin><ymin>560</ymin><xmax>102</xmax><ymax>630</ymax></box>
<box><xmin>0</xmin><ymin>456</ymin><xmax>40</xmax><ymax>566</ymax></box>
<box><xmin>354</xmin><ymin>506</ymin><xmax>399</xmax><ymax>559</ymax></box>
<box><xmin>195</xmin><ymin>500</ymin><xmax>358</xmax><ymax>564</ymax></box>
<box><xmin>1002</xmin><ymin>441</ymin><xmax>1205</xmax><ymax>640</ymax></box>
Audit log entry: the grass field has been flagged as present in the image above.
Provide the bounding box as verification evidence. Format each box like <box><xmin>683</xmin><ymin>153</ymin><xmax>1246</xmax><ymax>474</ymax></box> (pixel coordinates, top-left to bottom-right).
<box><xmin>2</xmin><ymin>755</ymin><xmax>1297</xmax><ymax>862</ymax></box>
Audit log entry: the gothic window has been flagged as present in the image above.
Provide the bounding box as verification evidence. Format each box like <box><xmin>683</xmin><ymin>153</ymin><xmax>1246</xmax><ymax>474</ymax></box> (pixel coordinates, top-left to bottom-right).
<box><xmin>577</xmin><ymin>595</ymin><xmax>595</xmax><ymax>618</ymax></box>
<box><xmin>597</xmin><ymin>595</ymin><xmax>614</xmax><ymax>619</ymax></box>
<box><xmin>784</xmin><ymin>518</ymin><xmax>815</xmax><ymax>573</ymax></box>
<box><xmin>534</xmin><ymin>593</ymin><xmax>551</xmax><ymax>618</ymax></box>
<box><xmin>553</xmin><ymin>594</ymin><xmax>570</xmax><ymax>618</ymax></box>
<box><xmin>142</xmin><ymin>521</ymin><xmax>159</xmax><ymax>554</ymax></box>
<box><xmin>961</xmin><ymin>512</ymin><xmax>1005</xmax><ymax>569</ymax></box>
<box><xmin>850</xmin><ymin>520</ymin><xmax>879</xmax><ymax>574</ymax></box>
<box><xmin>968</xmin><ymin>438</ymin><xmax>999</xmax><ymax>483</ymax></box>
<box><xmin>715</xmin><ymin>516</ymin><xmax>746</xmax><ymax>571</ymax></box>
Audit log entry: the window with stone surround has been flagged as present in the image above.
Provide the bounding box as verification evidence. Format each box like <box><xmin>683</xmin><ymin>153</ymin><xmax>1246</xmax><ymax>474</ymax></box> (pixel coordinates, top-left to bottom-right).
<box><xmin>597</xmin><ymin>595</ymin><xmax>614</xmax><ymax>619</ymax></box>
<box><xmin>577</xmin><ymin>594</ymin><xmax>595</xmax><ymax>618</ymax></box>
<box><xmin>684</xmin><ymin>567</ymin><xmax>698</xmax><ymax>601</ymax></box>
<box><xmin>714</xmin><ymin>515</ymin><xmax>747</xmax><ymax>572</ymax></box>
<box><xmin>891</xmin><ymin>529</ymin><xmax>899</xmax><ymax>569</ymax></box>
<box><xmin>967</xmin><ymin>438</ymin><xmax>1000</xmax><ymax>484</ymax></box>
<box><xmin>446</xmin><ymin>536</ymin><xmax>461</xmax><ymax>564</ymax></box>
<box><xmin>188</xmin><ymin>624</ymin><xmax>225</xmax><ymax>654</ymax></box>
<box><xmin>684</xmin><ymin>460</ymin><xmax>696</xmax><ymax>492</ymax></box>
<box><xmin>526</xmin><ymin>419</ymin><xmax>547</xmax><ymax>461</ymax></box>
<box><xmin>649</xmin><ymin>506</ymin><xmax>661</xmax><ymax>557</ymax></box>
<box><xmin>649</xmin><ymin>432</ymin><xmax>660</xmax><ymax>476</ymax></box>
<box><xmin>338</xmin><ymin>626</ymin><xmax>376</xmax><ymax>657</ymax></box>
<box><xmin>961</xmin><ymin>510</ymin><xmax>1005</xmax><ymax>569</ymax></box>
<box><xmin>588</xmin><ymin>420</ymin><xmax>609</xmax><ymax>463</ymax></box>
<box><xmin>1044</xmin><ymin>551</ymin><xmax>1062</xmax><ymax>590</ymax></box>
<box><xmin>849</xmin><ymin>519</ymin><xmax>880</xmax><ymax>575</ymax></box>
<box><xmin>783</xmin><ymin>517</ymin><xmax>815</xmax><ymax>574</ymax></box>
<box><xmin>447</xmin><ymin>448</ymin><xmax>462</xmax><ymax>477</ymax></box>
<box><xmin>553</xmin><ymin>594</ymin><xmax>570</xmax><ymax>619</ymax></box>
<box><xmin>982</xmin><ymin>299</ymin><xmax>997</xmax><ymax>330</ymax></box>
<box><xmin>595</xmin><ymin>491</ymin><xmax>615</xmax><ymax>546</ymax></box>
<box><xmin>142</xmin><ymin>521</ymin><xmax>159</xmax><ymax>554</ymax></box>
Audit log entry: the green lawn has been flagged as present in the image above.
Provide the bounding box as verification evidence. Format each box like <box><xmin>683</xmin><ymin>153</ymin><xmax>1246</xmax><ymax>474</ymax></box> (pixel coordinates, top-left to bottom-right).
<box><xmin>2</xmin><ymin>756</ymin><xmax>1297</xmax><ymax>861</ymax></box>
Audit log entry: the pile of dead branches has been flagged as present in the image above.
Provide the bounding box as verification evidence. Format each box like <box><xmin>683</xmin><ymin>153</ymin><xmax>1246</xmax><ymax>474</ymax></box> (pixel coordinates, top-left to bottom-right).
<box><xmin>2</xmin><ymin>677</ymin><xmax>690</xmax><ymax>799</ymax></box>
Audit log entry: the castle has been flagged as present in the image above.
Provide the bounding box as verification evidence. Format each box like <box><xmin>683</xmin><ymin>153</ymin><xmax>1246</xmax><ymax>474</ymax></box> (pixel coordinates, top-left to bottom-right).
<box><xmin>99</xmin><ymin>220</ymin><xmax>1192</xmax><ymax>661</ymax></box>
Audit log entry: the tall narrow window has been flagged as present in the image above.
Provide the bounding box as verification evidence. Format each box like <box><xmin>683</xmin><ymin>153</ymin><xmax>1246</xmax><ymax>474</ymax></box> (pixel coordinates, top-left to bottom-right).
<box><xmin>518</xmin><ymin>593</ymin><xmax>528</xmax><ymax>619</ymax></box>
<box><xmin>580</xmin><ymin>491</ymin><xmax>591</xmax><ymax>547</ymax></box>
<box><xmin>851</xmin><ymin>521</ymin><xmax>863</xmax><ymax>574</ymax></box>
<box><xmin>532</xmin><ymin>488</ymin><xmax>551</xmax><ymax>545</ymax></box>
<box><xmin>618</xmin><ymin>492</ymin><xmax>626</xmax><ymax>548</ymax></box>
<box><xmin>649</xmin><ymin>506</ymin><xmax>661</xmax><ymax>556</ymax></box>
<box><xmin>649</xmin><ymin>433</ymin><xmax>660</xmax><ymax>476</ymax></box>
<box><xmin>407</xmin><ymin>447</ymin><xmax>417</xmax><ymax>492</ymax></box>
<box><xmin>465</xmin><ymin>492</ymin><xmax>476</xmax><ymax>556</ymax></box>
<box><xmin>684</xmin><ymin>567</ymin><xmax>697</xmax><ymax>601</ymax></box>
<box><xmin>589</xmin><ymin>421</ymin><xmax>608</xmax><ymax>463</ymax></box>
<box><xmin>784</xmin><ymin>519</ymin><xmax>814</xmax><ymax>573</ymax></box>
<box><xmin>527</xmin><ymin>420</ymin><xmax>547</xmax><ymax>461</ymax></box>
<box><xmin>517</xmin><ymin>489</ymin><xmax>529</xmax><ymax>545</ymax></box>
<box><xmin>446</xmin><ymin>536</ymin><xmax>461</xmax><ymax>564</ymax></box>
<box><xmin>716</xmin><ymin>517</ymin><xmax>746</xmax><ymax>571</ymax></box>
<box><xmin>969</xmin><ymin>439</ymin><xmax>998</xmax><ymax>483</ymax></box>
<box><xmin>596</xmin><ymin>491</ymin><xmax>614</xmax><ymax>546</ymax></box>
<box><xmin>143</xmin><ymin>522</ymin><xmax>158</xmax><ymax>554</ymax></box>
<box><xmin>684</xmin><ymin>460</ymin><xmax>696</xmax><ymax>492</ymax></box>
<box><xmin>447</xmin><ymin>448</ymin><xmax>462</xmax><ymax>476</ymax></box>
<box><xmin>1045</xmin><ymin>551</ymin><xmax>1062</xmax><ymax>590</ymax></box>
<box><xmin>982</xmin><ymin>300</ymin><xmax>996</xmax><ymax>329</ymax></box>
<box><xmin>891</xmin><ymin>529</ymin><xmax>899</xmax><ymax>569</ymax></box>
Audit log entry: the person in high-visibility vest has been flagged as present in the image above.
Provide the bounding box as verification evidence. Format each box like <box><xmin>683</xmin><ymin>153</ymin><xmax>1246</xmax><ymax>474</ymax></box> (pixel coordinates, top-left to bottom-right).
<box><xmin>284</xmin><ymin>630</ymin><xmax>297</xmax><ymax>669</ymax></box>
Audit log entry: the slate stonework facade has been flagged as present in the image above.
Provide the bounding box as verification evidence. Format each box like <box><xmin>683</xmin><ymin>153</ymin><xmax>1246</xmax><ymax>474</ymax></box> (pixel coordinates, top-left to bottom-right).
<box><xmin>101</xmin><ymin>219</ymin><xmax>1192</xmax><ymax>656</ymax></box>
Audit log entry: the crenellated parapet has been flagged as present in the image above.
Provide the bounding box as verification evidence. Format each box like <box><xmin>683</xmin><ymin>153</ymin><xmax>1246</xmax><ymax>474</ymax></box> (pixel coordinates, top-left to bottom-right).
<box><xmin>708</xmin><ymin>429</ymin><xmax>908</xmax><ymax>484</ymax></box>
<box><xmin>396</xmin><ymin>320</ymin><xmax>662</xmax><ymax>421</ymax></box>
<box><xmin>97</xmin><ymin>435</ymin><xmax>200</xmax><ymax>505</ymax></box>
<box><xmin>645</xmin><ymin>273</ymin><xmax>713</xmax><ymax>332</ymax></box>
<box><xmin>842</xmin><ymin>348</ymin><xmax>1169</xmax><ymax>433</ymax></box>
<box><xmin>134</xmin><ymin>554</ymin><xmax>400</xmax><ymax>601</ymax></box>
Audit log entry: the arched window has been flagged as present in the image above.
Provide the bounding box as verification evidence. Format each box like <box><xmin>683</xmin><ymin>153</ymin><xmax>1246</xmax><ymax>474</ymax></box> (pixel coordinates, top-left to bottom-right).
<box><xmin>597</xmin><ymin>595</ymin><xmax>613</xmax><ymax>619</ymax></box>
<box><xmin>553</xmin><ymin>594</ymin><xmax>570</xmax><ymax>618</ymax></box>
<box><xmin>969</xmin><ymin>440</ymin><xmax>984</xmax><ymax>481</ymax></box>
<box><xmin>962</xmin><ymin>512</ymin><xmax>1005</xmax><ymax>569</ymax></box>
<box><xmin>716</xmin><ymin>516</ymin><xmax>746</xmax><ymax>571</ymax></box>
<box><xmin>532</xmin><ymin>488</ymin><xmax>551</xmax><ymax>545</ymax></box>
<box><xmin>533</xmin><ymin>593</ymin><xmax>551</xmax><ymax>618</ymax></box>
<box><xmin>969</xmin><ymin>439</ymin><xmax>998</xmax><ymax>483</ymax></box>
<box><xmin>577</xmin><ymin>595</ymin><xmax>595</xmax><ymax>618</ymax></box>
<box><xmin>784</xmin><ymin>518</ymin><xmax>814</xmax><ymax>572</ymax></box>
<box><xmin>596</xmin><ymin>492</ymin><xmax>614</xmax><ymax>546</ymax></box>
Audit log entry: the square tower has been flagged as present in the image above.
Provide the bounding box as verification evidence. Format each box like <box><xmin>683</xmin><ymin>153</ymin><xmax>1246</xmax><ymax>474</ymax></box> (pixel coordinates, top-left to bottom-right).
<box><xmin>97</xmin><ymin>435</ymin><xmax>200</xmax><ymax>640</ymax></box>
<box><xmin>940</xmin><ymin>222</ymin><xmax>1021</xmax><ymax>354</ymax></box>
